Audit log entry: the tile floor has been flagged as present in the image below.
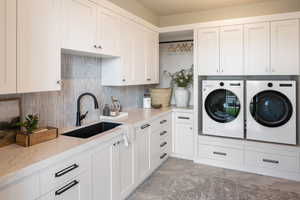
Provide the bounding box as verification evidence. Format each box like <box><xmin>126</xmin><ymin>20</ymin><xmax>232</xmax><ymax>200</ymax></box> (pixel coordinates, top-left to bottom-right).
<box><xmin>127</xmin><ymin>158</ymin><xmax>300</xmax><ymax>200</ymax></box>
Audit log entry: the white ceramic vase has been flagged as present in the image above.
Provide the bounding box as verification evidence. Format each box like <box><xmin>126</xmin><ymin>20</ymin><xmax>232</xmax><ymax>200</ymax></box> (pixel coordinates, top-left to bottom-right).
<box><xmin>175</xmin><ymin>87</ymin><xmax>189</xmax><ymax>108</ymax></box>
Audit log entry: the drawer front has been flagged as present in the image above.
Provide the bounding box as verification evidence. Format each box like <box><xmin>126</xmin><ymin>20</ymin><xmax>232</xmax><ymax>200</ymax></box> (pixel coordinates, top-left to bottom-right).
<box><xmin>175</xmin><ymin>112</ymin><xmax>193</xmax><ymax>124</ymax></box>
<box><xmin>245</xmin><ymin>151</ymin><xmax>300</xmax><ymax>173</ymax></box>
<box><xmin>40</xmin><ymin>153</ymin><xmax>91</xmax><ymax>195</ymax></box>
<box><xmin>198</xmin><ymin>144</ymin><xmax>243</xmax><ymax>165</ymax></box>
<box><xmin>152</xmin><ymin>114</ymin><xmax>171</xmax><ymax>132</ymax></box>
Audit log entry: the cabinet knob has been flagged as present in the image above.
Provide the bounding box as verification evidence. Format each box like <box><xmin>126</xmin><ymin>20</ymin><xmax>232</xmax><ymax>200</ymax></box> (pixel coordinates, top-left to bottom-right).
<box><xmin>57</xmin><ymin>80</ymin><xmax>62</xmax><ymax>85</ymax></box>
<box><xmin>147</xmin><ymin>78</ymin><xmax>151</xmax><ymax>81</ymax></box>
<box><xmin>98</xmin><ymin>45</ymin><xmax>102</xmax><ymax>49</ymax></box>
<box><xmin>94</xmin><ymin>45</ymin><xmax>97</xmax><ymax>48</ymax></box>
<box><xmin>122</xmin><ymin>79</ymin><xmax>126</xmax><ymax>82</ymax></box>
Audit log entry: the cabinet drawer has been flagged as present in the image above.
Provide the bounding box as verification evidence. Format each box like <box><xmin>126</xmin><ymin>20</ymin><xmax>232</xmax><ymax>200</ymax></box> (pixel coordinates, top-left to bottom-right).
<box><xmin>40</xmin><ymin>153</ymin><xmax>91</xmax><ymax>195</ymax></box>
<box><xmin>245</xmin><ymin>150</ymin><xmax>300</xmax><ymax>173</ymax></box>
<box><xmin>152</xmin><ymin>114</ymin><xmax>171</xmax><ymax>132</ymax></box>
<box><xmin>175</xmin><ymin>113</ymin><xmax>193</xmax><ymax>124</ymax></box>
<box><xmin>198</xmin><ymin>144</ymin><xmax>243</xmax><ymax>165</ymax></box>
<box><xmin>39</xmin><ymin>171</ymin><xmax>91</xmax><ymax>200</ymax></box>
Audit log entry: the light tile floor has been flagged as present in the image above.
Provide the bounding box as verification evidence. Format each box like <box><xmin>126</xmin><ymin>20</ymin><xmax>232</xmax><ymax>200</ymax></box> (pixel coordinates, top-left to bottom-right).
<box><xmin>127</xmin><ymin>158</ymin><xmax>300</xmax><ymax>200</ymax></box>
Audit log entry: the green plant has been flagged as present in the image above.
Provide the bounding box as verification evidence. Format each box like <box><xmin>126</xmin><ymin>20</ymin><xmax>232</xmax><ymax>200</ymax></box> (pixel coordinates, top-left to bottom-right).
<box><xmin>17</xmin><ymin>114</ymin><xmax>39</xmax><ymax>134</ymax></box>
<box><xmin>166</xmin><ymin>65</ymin><xmax>193</xmax><ymax>88</ymax></box>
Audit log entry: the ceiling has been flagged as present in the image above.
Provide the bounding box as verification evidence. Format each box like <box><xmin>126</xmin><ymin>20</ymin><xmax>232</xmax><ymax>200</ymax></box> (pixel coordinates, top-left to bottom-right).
<box><xmin>137</xmin><ymin>0</ymin><xmax>279</xmax><ymax>16</ymax></box>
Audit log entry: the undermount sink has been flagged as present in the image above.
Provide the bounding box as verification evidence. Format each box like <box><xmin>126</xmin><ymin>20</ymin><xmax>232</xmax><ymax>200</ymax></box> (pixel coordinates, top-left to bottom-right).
<box><xmin>62</xmin><ymin>122</ymin><xmax>122</xmax><ymax>139</ymax></box>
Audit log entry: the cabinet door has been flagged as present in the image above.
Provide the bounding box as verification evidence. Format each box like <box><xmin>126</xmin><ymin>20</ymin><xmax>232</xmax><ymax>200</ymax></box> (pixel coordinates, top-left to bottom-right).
<box><xmin>244</xmin><ymin>22</ymin><xmax>270</xmax><ymax>75</ymax></box>
<box><xmin>271</xmin><ymin>20</ymin><xmax>300</xmax><ymax>75</ymax></box>
<box><xmin>92</xmin><ymin>143</ymin><xmax>113</xmax><ymax>200</ymax></box>
<box><xmin>220</xmin><ymin>25</ymin><xmax>244</xmax><ymax>75</ymax></box>
<box><xmin>135</xmin><ymin>125</ymin><xmax>151</xmax><ymax>182</ymax></box>
<box><xmin>63</xmin><ymin>0</ymin><xmax>97</xmax><ymax>53</ymax></box>
<box><xmin>39</xmin><ymin>171</ymin><xmax>91</xmax><ymax>200</ymax></box>
<box><xmin>120</xmin><ymin>18</ymin><xmax>134</xmax><ymax>85</ymax></box>
<box><xmin>132</xmin><ymin>24</ymin><xmax>146</xmax><ymax>84</ymax></box>
<box><xmin>97</xmin><ymin>7</ymin><xmax>120</xmax><ymax>56</ymax></box>
<box><xmin>0</xmin><ymin>175</ymin><xmax>39</xmax><ymax>200</ymax></box>
<box><xmin>197</xmin><ymin>27</ymin><xmax>220</xmax><ymax>75</ymax></box>
<box><xmin>145</xmin><ymin>29</ymin><xmax>159</xmax><ymax>84</ymax></box>
<box><xmin>112</xmin><ymin>140</ymin><xmax>134</xmax><ymax>200</ymax></box>
<box><xmin>17</xmin><ymin>0</ymin><xmax>62</xmax><ymax>93</ymax></box>
<box><xmin>174</xmin><ymin>124</ymin><xmax>194</xmax><ymax>158</ymax></box>
<box><xmin>0</xmin><ymin>0</ymin><xmax>16</xmax><ymax>94</ymax></box>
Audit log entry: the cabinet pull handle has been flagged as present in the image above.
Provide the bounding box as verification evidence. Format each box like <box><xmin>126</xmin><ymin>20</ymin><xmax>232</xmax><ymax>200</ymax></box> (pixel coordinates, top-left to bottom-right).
<box><xmin>147</xmin><ymin>78</ymin><xmax>151</xmax><ymax>81</ymax></box>
<box><xmin>262</xmin><ymin>158</ymin><xmax>279</xmax><ymax>164</ymax></box>
<box><xmin>160</xmin><ymin>153</ymin><xmax>167</xmax><ymax>159</ymax></box>
<box><xmin>178</xmin><ymin>116</ymin><xmax>190</xmax><ymax>120</ymax></box>
<box><xmin>141</xmin><ymin>124</ymin><xmax>150</xmax><ymax>130</ymax></box>
<box><xmin>160</xmin><ymin>142</ymin><xmax>167</xmax><ymax>148</ymax></box>
<box><xmin>55</xmin><ymin>164</ymin><xmax>79</xmax><ymax>178</ymax></box>
<box><xmin>160</xmin><ymin>131</ymin><xmax>167</xmax><ymax>136</ymax></box>
<box><xmin>213</xmin><ymin>151</ymin><xmax>227</xmax><ymax>156</ymax></box>
<box><xmin>55</xmin><ymin>180</ymin><xmax>79</xmax><ymax>196</ymax></box>
<box><xmin>160</xmin><ymin>120</ymin><xmax>167</xmax><ymax>124</ymax></box>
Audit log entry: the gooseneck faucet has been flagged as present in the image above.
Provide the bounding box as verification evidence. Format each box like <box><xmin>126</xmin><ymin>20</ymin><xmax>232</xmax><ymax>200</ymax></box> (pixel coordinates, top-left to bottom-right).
<box><xmin>76</xmin><ymin>93</ymin><xmax>99</xmax><ymax>126</ymax></box>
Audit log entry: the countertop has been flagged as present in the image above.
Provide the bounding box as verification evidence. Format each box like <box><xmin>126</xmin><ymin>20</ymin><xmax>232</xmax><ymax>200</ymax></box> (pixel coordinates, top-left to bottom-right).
<box><xmin>0</xmin><ymin>107</ymin><xmax>174</xmax><ymax>186</ymax></box>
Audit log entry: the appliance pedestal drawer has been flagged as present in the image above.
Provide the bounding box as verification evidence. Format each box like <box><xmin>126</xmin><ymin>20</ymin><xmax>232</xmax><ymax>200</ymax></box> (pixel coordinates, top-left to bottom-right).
<box><xmin>198</xmin><ymin>144</ymin><xmax>243</xmax><ymax>165</ymax></box>
<box><xmin>245</xmin><ymin>150</ymin><xmax>300</xmax><ymax>173</ymax></box>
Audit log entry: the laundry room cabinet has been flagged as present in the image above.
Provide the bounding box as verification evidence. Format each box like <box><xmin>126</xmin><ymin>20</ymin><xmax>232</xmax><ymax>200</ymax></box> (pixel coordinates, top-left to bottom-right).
<box><xmin>134</xmin><ymin>123</ymin><xmax>151</xmax><ymax>183</ymax></box>
<box><xmin>0</xmin><ymin>0</ymin><xmax>16</xmax><ymax>95</ymax></box>
<box><xmin>172</xmin><ymin>111</ymin><xmax>194</xmax><ymax>160</ymax></box>
<box><xmin>270</xmin><ymin>20</ymin><xmax>300</xmax><ymax>75</ymax></box>
<box><xmin>62</xmin><ymin>0</ymin><xmax>120</xmax><ymax>57</ymax></box>
<box><xmin>244</xmin><ymin>22</ymin><xmax>270</xmax><ymax>75</ymax></box>
<box><xmin>17</xmin><ymin>0</ymin><xmax>62</xmax><ymax>93</ymax></box>
<box><xmin>197</xmin><ymin>25</ymin><xmax>244</xmax><ymax>76</ymax></box>
<box><xmin>101</xmin><ymin>20</ymin><xmax>159</xmax><ymax>86</ymax></box>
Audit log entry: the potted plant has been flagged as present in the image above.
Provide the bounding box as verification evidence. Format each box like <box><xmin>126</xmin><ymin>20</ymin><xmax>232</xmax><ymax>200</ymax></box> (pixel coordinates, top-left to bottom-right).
<box><xmin>16</xmin><ymin>114</ymin><xmax>58</xmax><ymax>147</ymax></box>
<box><xmin>167</xmin><ymin>66</ymin><xmax>193</xmax><ymax>107</ymax></box>
<box><xmin>17</xmin><ymin>114</ymin><xmax>39</xmax><ymax>134</ymax></box>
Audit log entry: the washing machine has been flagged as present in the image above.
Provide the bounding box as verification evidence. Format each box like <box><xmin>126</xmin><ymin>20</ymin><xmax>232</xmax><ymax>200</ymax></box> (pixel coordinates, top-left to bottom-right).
<box><xmin>246</xmin><ymin>81</ymin><xmax>296</xmax><ymax>145</ymax></box>
<box><xmin>202</xmin><ymin>80</ymin><xmax>244</xmax><ymax>138</ymax></box>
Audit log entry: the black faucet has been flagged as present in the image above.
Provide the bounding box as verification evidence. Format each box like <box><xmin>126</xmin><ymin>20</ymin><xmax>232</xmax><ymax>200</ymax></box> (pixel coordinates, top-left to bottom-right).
<box><xmin>76</xmin><ymin>93</ymin><xmax>99</xmax><ymax>126</ymax></box>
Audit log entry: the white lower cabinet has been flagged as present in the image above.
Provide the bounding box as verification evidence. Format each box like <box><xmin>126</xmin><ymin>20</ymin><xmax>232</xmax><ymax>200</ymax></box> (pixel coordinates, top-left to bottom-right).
<box><xmin>91</xmin><ymin>141</ymin><xmax>114</xmax><ymax>200</ymax></box>
<box><xmin>173</xmin><ymin>111</ymin><xmax>194</xmax><ymax>159</ymax></box>
<box><xmin>134</xmin><ymin>123</ymin><xmax>151</xmax><ymax>183</ymax></box>
<box><xmin>112</xmin><ymin>138</ymin><xmax>135</xmax><ymax>200</ymax></box>
<box><xmin>39</xmin><ymin>171</ymin><xmax>91</xmax><ymax>200</ymax></box>
<box><xmin>0</xmin><ymin>174</ymin><xmax>39</xmax><ymax>200</ymax></box>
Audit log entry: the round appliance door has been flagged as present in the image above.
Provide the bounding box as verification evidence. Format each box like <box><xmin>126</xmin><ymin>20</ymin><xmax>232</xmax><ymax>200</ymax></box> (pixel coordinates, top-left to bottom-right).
<box><xmin>205</xmin><ymin>89</ymin><xmax>241</xmax><ymax>123</ymax></box>
<box><xmin>250</xmin><ymin>90</ymin><xmax>293</xmax><ymax>127</ymax></box>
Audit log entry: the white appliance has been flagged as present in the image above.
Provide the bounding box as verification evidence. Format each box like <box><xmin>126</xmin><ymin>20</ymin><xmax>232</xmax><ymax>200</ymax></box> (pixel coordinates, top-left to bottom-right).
<box><xmin>246</xmin><ymin>81</ymin><xmax>296</xmax><ymax>145</ymax></box>
<box><xmin>202</xmin><ymin>80</ymin><xmax>244</xmax><ymax>138</ymax></box>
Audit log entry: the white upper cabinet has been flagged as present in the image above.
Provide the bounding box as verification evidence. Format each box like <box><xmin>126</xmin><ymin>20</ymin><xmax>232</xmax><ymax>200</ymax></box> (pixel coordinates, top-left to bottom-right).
<box><xmin>197</xmin><ymin>27</ymin><xmax>220</xmax><ymax>76</ymax></box>
<box><xmin>244</xmin><ymin>22</ymin><xmax>270</xmax><ymax>75</ymax></box>
<box><xmin>62</xmin><ymin>0</ymin><xmax>97</xmax><ymax>53</ymax></box>
<box><xmin>0</xmin><ymin>0</ymin><xmax>16</xmax><ymax>94</ymax></box>
<box><xmin>132</xmin><ymin>24</ymin><xmax>147</xmax><ymax>84</ymax></box>
<box><xmin>220</xmin><ymin>25</ymin><xmax>244</xmax><ymax>75</ymax></box>
<box><xmin>17</xmin><ymin>0</ymin><xmax>62</xmax><ymax>93</ymax></box>
<box><xmin>197</xmin><ymin>25</ymin><xmax>243</xmax><ymax>76</ymax></box>
<box><xmin>97</xmin><ymin>7</ymin><xmax>120</xmax><ymax>56</ymax></box>
<box><xmin>271</xmin><ymin>19</ymin><xmax>300</xmax><ymax>75</ymax></box>
<box><xmin>145</xmin><ymin>29</ymin><xmax>159</xmax><ymax>84</ymax></box>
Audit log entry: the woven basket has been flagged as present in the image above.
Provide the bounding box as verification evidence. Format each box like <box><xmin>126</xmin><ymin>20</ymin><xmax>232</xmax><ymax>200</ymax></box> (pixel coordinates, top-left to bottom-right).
<box><xmin>149</xmin><ymin>88</ymin><xmax>172</xmax><ymax>108</ymax></box>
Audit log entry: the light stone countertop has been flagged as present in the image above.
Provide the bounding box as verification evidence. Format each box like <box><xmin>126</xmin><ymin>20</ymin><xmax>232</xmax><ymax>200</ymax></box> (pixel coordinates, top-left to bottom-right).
<box><xmin>0</xmin><ymin>107</ymin><xmax>175</xmax><ymax>186</ymax></box>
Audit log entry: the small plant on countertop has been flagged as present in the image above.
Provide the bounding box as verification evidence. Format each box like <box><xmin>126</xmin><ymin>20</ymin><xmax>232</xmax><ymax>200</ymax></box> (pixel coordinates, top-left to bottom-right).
<box><xmin>16</xmin><ymin>114</ymin><xmax>39</xmax><ymax>134</ymax></box>
<box><xmin>165</xmin><ymin>65</ymin><xmax>193</xmax><ymax>88</ymax></box>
